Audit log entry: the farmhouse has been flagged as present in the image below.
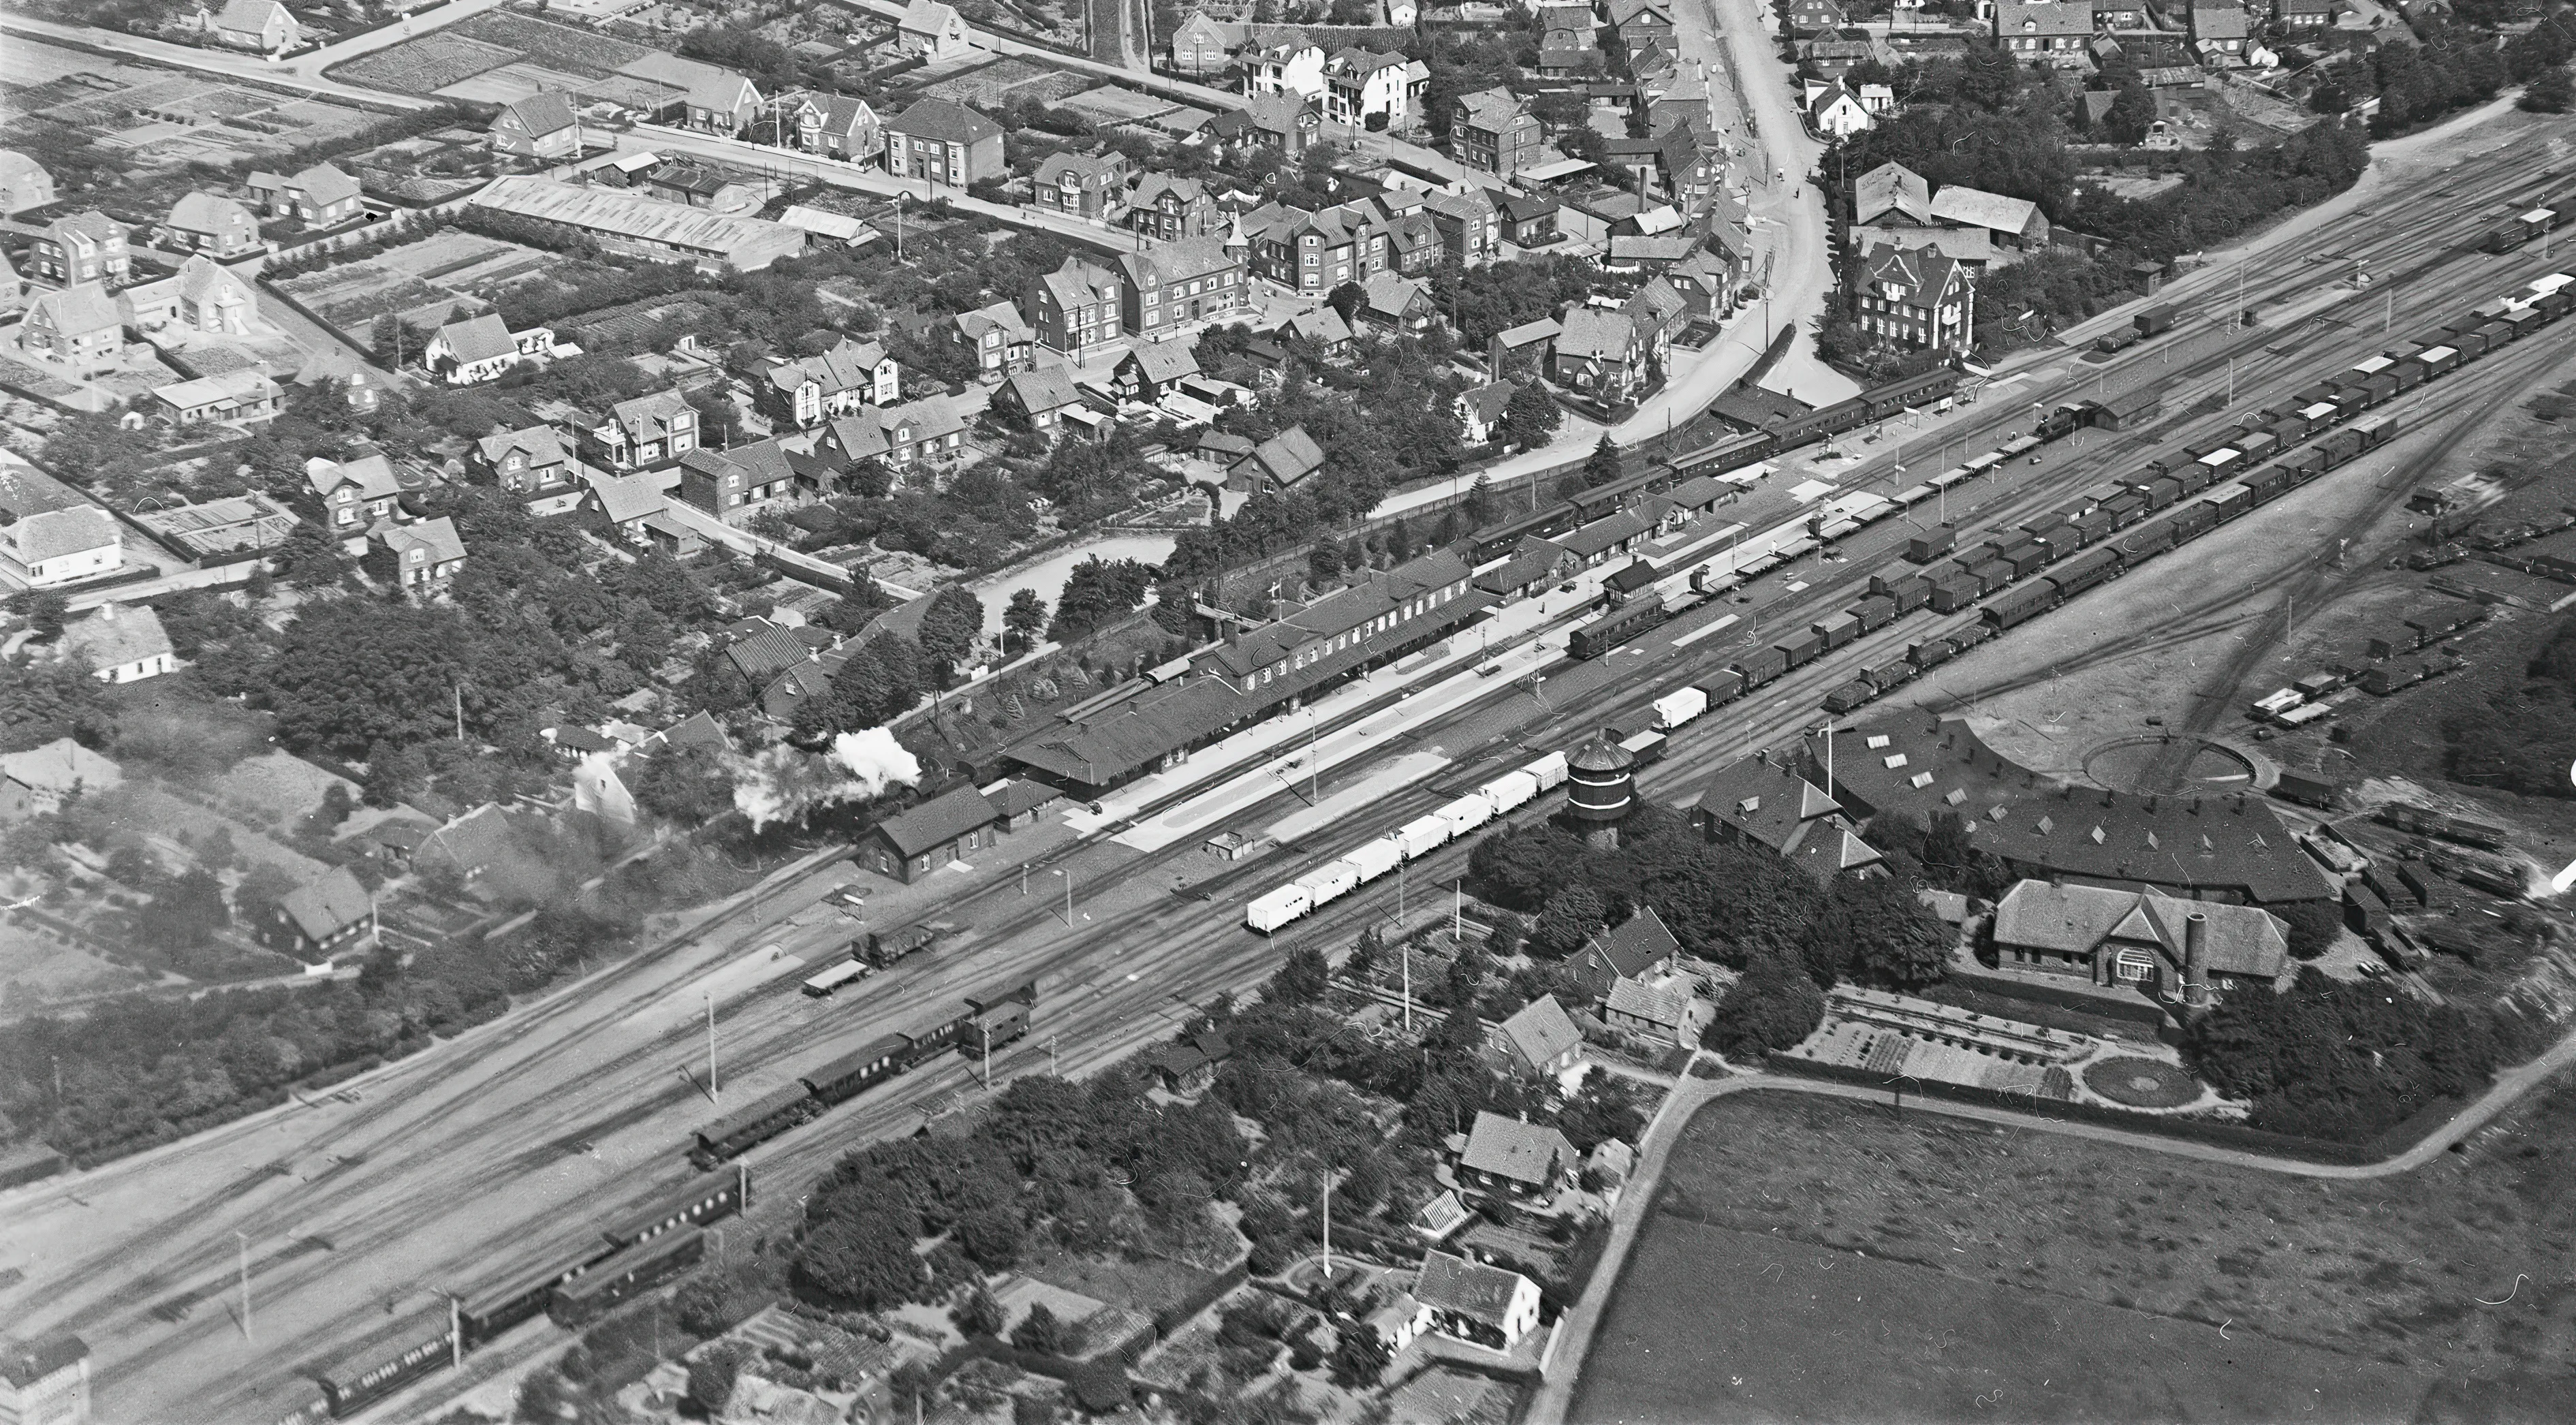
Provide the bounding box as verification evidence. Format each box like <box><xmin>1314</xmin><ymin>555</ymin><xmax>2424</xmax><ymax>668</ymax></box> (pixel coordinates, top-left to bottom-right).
<box><xmin>425</xmin><ymin>313</ymin><xmax>556</xmax><ymax>384</ymax></box>
<box><xmin>490</xmin><ymin>92</ymin><xmax>582</xmax><ymax>161</ymax></box>
<box><xmin>60</xmin><ymin>603</ymin><xmax>175</xmax><ymax>683</ymax></box>
<box><xmin>0</xmin><ymin>459</ymin><xmax>121</xmax><ymax>588</ymax></box>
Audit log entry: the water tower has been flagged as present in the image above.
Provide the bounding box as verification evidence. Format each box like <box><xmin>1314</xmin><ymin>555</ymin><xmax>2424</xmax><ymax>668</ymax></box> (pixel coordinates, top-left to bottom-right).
<box><xmin>1565</xmin><ymin>733</ymin><xmax>1636</xmax><ymax>851</ymax></box>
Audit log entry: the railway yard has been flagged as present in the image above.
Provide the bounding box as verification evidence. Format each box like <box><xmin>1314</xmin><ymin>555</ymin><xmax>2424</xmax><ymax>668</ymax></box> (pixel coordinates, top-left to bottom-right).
<box><xmin>7</xmin><ymin>83</ymin><xmax>2576</xmax><ymax>1425</ymax></box>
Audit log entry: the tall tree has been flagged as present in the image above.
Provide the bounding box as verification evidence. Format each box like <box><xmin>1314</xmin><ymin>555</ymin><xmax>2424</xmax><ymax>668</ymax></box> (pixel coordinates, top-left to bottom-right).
<box><xmin>1584</xmin><ymin>434</ymin><xmax>1623</xmax><ymax>487</ymax></box>
<box><xmin>913</xmin><ymin>586</ymin><xmax>985</xmax><ymax>683</ymax></box>
<box><xmin>1002</xmin><ymin>589</ymin><xmax>1048</xmax><ymax>653</ymax></box>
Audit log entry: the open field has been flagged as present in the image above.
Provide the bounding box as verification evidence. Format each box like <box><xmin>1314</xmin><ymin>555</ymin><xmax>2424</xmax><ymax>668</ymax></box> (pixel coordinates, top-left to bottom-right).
<box><xmin>456</xmin><ymin>10</ymin><xmax>654</xmax><ymax>76</ymax></box>
<box><xmin>0</xmin><ymin>42</ymin><xmax>379</xmax><ymax>170</ymax></box>
<box><xmin>1569</xmin><ymin>1091</ymin><xmax>2576</xmax><ymax>1424</ymax></box>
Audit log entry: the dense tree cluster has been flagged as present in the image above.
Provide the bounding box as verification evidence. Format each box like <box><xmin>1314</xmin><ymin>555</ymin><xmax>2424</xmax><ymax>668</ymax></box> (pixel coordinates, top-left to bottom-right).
<box><xmin>2186</xmin><ymin>969</ymin><xmax>2521</xmax><ymax>1140</ymax></box>
<box><xmin>794</xmin><ymin>1070</ymin><xmax>1248</xmax><ymax>1309</ymax></box>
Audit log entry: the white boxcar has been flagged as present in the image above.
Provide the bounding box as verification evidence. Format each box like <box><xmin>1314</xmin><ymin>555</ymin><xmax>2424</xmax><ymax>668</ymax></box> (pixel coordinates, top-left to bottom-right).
<box><xmin>1295</xmin><ymin>860</ymin><xmax>1361</xmax><ymax>905</ymax></box>
<box><xmin>1526</xmin><ymin>751</ymin><xmax>1569</xmax><ymax>791</ymax></box>
<box><xmin>1397</xmin><ymin>814</ymin><xmax>1454</xmax><ymax>859</ymax></box>
<box><xmin>1483</xmin><ymin>770</ymin><xmax>1539</xmax><ymax>813</ymax></box>
<box><xmin>1245</xmin><ymin>884</ymin><xmax>1311</xmax><ymax>933</ymax></box>
<box><xmin>1437</xmin><ymin>794</ymin><xmax>1495</xmax><ymax>837</ymax></box>
<box><xmin>1652</xmin><ymin>687</ymin><xmax>1709</xmax><ymax>732</ymax></box>
<box><xmin>1344</xmin><ymin>835</ymin><xmax>1404</xmax><ymax>883</ymax></box>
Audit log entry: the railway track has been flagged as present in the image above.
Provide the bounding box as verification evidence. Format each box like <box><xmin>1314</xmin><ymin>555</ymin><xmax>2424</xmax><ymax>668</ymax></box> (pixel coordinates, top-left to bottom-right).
<box><xmin>28</xmin><ymin>130</ymin><xmax>2576</xmax><ymax>1424</ymax></box>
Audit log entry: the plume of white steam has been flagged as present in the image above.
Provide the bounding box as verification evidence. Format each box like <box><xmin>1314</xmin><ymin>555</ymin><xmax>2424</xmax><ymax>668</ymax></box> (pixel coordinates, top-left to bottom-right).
<box><xmin>729</xmin><ymin>727</ymin><xmax>923</xmax><ymax>831</ymax></box>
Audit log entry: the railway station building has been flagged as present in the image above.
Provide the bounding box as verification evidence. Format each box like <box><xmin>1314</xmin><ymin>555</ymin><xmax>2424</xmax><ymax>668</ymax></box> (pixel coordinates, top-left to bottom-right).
<box><xmin>856</xmin><ymin>783</ymin><xmax>1003</xmax><ymax>883</ymax></box>
<box><xmin>1001</xmin><ymin>550</ymin><xmax>1489</xmax><ymax>800</ymax></box>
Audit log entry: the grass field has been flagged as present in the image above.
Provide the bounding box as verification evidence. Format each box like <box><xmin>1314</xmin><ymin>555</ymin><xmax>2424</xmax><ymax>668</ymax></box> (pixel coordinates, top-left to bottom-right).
<box><xmin>1569</xmin><ymin>1089</ymin><xmax>2576</xmax><ymax>1424</ymax></box>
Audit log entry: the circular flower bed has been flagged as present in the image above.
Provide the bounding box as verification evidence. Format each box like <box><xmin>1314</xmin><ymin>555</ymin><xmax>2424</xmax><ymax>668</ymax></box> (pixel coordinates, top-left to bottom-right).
<box><xmin>2083</xmin><ymin>1056</ymin><xmax>2200</xmax><ymax>1108</ymax></box>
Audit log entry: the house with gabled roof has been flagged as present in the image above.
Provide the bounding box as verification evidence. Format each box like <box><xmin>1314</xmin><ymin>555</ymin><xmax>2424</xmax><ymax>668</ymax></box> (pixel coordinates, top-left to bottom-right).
<box><xmin>1112</xmin><ymin>341</ymin><xmax>1201</xmax><ymax>404</ymax></box>
<box><xmin>1034</xmin><ymin>151</ymin><xmax>1130</xmax><ymax>219</ymax></box>
<box><xmin>425</xmin><ymin>313</ymin><xmax>556</xmax><ymax>385</ymax></box>
<box><xmin>2190</xmin><ymin>5</ymin><xmax>2250</xmax><ymax>61</ymax></box>
<box><xmin>1856</xmin><ymin>240</ymin><xmax>1975</xmax><ymax>354</ymax></box>
<box><xmin>1211</xmin><ymin>93</ymin><xmax>1323</xmax><ymax>157</ymax></box>
<box><xmin>1414</xmin><ymin>1251</ymin><xmax>1543</xmax><ymax>1349</ymax></box>
<box><xmin>0</xmin><ymin>738</ymin><xmax>121</xmax><ymax>820</ymax></box>
<box><xmin>117</xmin><ymin>255</ymin><xmax>257</xmax><ymax>336</ymax></box>
<box><xmin>1569</xmin><ymin>907</ymin><xmax>1679</xmax><ymax>1002</ymax></box>
<box><xmin>1853</xmin><ymin>160</ymin><xmax>1934</xmax><ymax>227</ymax></box>
<box><xmin>207</xmin><ymin>0</ymin><xmax>298</xmax><ymax>52</ymax></box>
<box><xmin>759</xmin><ymin>335</ymin><xmax>898</xmax><ymax>427</ymax></box>
<box><xmin>582</xmin><ymin>469</ymin><xmax>666</xmax><ymax>546</ymax></box>
<box><xmin>1603</xmin><ymin>974</ymin><xmax>1709</xmax><ymax>1046</ymax></box>
<box><xmin>371</xmin><ymin>516</ymin><xmax>466</xmax><ymax>590</ymax></box>
<box><xmin>1359</xmin><ymin>272</ymin><xmax>1439</xmax><ymax>334</ymax></box>
<box><xmin>1993</xmin><ymin>879</ymin><xmax>2288</xmax><ymax>999</ymax></box>
<box><xmin>1127</xmin><ymin>174</ymin><xmax>1217</xmax><ymax>241</ymax></box>
<box><xmin>0</xmin><ymin>151</ymin><xmax>52</xmax><ymax>218</ymax></box>
<box><xmin>27</xmin><ymin>212</ymin><xmax>128</xmax><ymax>287</ymax></box>
<box><xmin>1168</xmin><ymin>12</ymin><xmax>1242</xmax><ymax>74</ymax></box>
<box><xmin>678</xmin><ymin>438</ymin><xmax>796</xmax><ymax>525</ymax></box>
<box><xmin>1995</xmin><ymin>0</ymin><xmax>2096</xmax><ymax>63</ymax></box>
<box><xmin>17</xmin><ymin>285</ymin><xmax>122</xmax><ymax>373</ymax></box>
<box><xmin>786</xmin><ymin>92</ymin><xmax>879</xmax><ymax>162</ymax></box>
<box><xmin>898</xmin><ymin>0</ymin><xmax>972</xmax><ymax>60</ymax></box>
<box><xmin>304</xmin><ymin>446</ymin><xmax>403</xmax><ymax>550</ymax></box>
<box><xmin>1692</xmin><ymin>751</ymin><xmax>1884</xmax><ymax>886</ymax></box>
<box><xmin>164</xmin><ymin>191</ymin><xmax>262</xmax><ymax>258</ymax></box>
<box><xmin>859</xmin><ymin>783</ymin><xmax>1001</xmax><ymax>882</ymax></box>
<box><xmin>1929</xmin><ymin>183</ymin><xmax>2049</xmax><ymax>249</ymax></box>
<box><xmin>1455</xmin><ymin>380</ymin><xmax>1516</xmax><ymax>446</ymax></box>
<box><xmin>262</xmin><ymin>866</ymin><xmax>376</xmax><ymax>964</ymax></box>
<box><xmin>247</xmin><ymin>163</ymin><xmax>363</xmax><ymax>228</ymax></box>
<box><xmin>582</xmin><ymin>390</ymin><xmax>699</xmax><ymax>474</ymax></box>
<box><xmin>1805</xmin><ymin>78</ymin><xmax>1874</xmax><ymax>137</ymax></box>
<box><xmin>1026</xmin><ymin>256</ymin><xmax>1125</xmax><ymax>359</ymax></box>
<box><xmin>1552</xmin><ymin>306</ymin><xmax>1648</xmax><ymax>405</ymax></box>
<box><xmin>1281</xmin><ymin>304</ymin><xmax>1354</xmax><ymax>354</ymax></box>
<box><xmin>684</xmin><ymin>69</ymin><xmax>763</xmax><ymax>136</ymax></box>
<box><xmin>811</xmin><ymin>396</ymin><xmax>969</xmax><ymax>473</ymax></box>
<box><xmin>1486</xmin><ymin>994</ymin><xmax>1583</xmax><ymax>1076</ymax></box>
<box><xmin>883</xmin><ymin>99</ymin><xmax>1005</xmax><ymax>187</ymax></box>
<box><xmin>1118</xmin><ymin>236</ymin><xmax>1244</xmax><ymax>336</ymax></box>
<box><xmin>993</xmin><ymin>362</ymin><xmax>1087</xmax><ymax>438</ymax></box>
<box><xmin>490</xmin><ymin>91</ymin><xmax>582</xmax><ymax>161</ymax></box>
<box><xmin>470</xmin><ymin>425</ymin><xmax>581</xmax><ymax>512</ymax></box>
<box><xmin>1225</xmin><ymin>424</ymin><xmax>1325</xmax><ymax>494</ymax></box>
<box><xmin>1456</xmin><ymin>1110</ymin><xmax>1575</xmax><ymax>1199</ymax></box>
<box><xmin>945</xmin><ymin>301</ymin><xmax>1037</xmax><ymax>380</ymax></box>
<box><xmin>60</xmin><ymin>601</ymin><xmax>175</xmax><ymax>683</ymax></box>
<box><xmin>1453</xmin><ymin>87</ymin><xmax>1545</xmax><ymax>176</ymax></box>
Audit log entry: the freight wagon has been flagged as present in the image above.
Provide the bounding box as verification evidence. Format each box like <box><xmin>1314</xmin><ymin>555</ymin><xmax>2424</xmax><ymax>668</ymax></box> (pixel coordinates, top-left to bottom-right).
<box><xmin>1569</xmin><ymin>595</ymin><xmax>1668</xmax><ymax>659</ymax></box>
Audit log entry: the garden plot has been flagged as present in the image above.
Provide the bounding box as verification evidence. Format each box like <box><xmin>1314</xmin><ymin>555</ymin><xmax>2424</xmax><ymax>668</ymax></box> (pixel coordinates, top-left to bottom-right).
<box><xmin>274</xmin><ymin>232</ymin><xmax>567</xmax><ymax>342</ymax></box>
<box><xmin>0</xmin><ymin>37</ymin><xmax>110</xmax><ymax>88</ymax></box>
<box><xmin>435</xmin><ymin>63</ymin><xmax>601</xmax><ymax>106</ymax></box>
<box><xmin>328</xmin><ymin>33</ymin><xmax>517</xmax><ymax>91</ymax></box>
<box><xmin>456</xmin><ymin>11</ymin><xmax>654</xmax><ymax>76</ymax></box>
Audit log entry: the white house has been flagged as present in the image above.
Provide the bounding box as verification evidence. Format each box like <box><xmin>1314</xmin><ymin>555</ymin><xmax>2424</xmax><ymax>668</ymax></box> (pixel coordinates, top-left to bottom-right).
<box><xmin>1456</xmin><ymin>381</ymin><xmax>1515</xmax><ymax>446</ymax></box>
<box><xmin>1245</xmin><ymin>41</ymin><xmax>1328</xmax><ymax>101</ymax></box>
<box><xmin>424</xmin><ymin>313</ymin><xmax>557</xmax><ymax>384</ymax></box>
<box><xmin>205</xmin><ymin>0</ymin><xmax>298</xmax><ymax>54</ymax></box>
<box><xmin>898</xmin><ymin>0</ymin><xmax>972</xmax><ymax>60</ymax></box>
<box><xmin>1322</xmin><ymin>48</ymin><xmax>1429</xmax><ymax>127</ymax></box>
<box><xmin>61</xmin><ymin>603</ymin><xmax>176</xmax><ymax>683</ymax></box>
<box><xmin>1804</xmin><ymin>79</ymin><xmax>1874</xmax><ymax>137</ymax></box>
<box><xmin>1413</xmin><ymin>1251</ymin><xmax>1543</xmax><ymax>1350</ymax></box>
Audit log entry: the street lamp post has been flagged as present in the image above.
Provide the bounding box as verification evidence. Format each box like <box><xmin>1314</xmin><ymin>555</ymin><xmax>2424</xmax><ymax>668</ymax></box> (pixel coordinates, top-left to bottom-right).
<box><xmin>1051</xmin><ymin>868</ymin><xmax>1073</xmax><ymax>925</ymax></box>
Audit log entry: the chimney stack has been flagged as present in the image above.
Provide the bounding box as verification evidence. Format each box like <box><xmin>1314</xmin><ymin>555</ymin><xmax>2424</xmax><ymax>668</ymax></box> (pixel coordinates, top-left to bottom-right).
<box><xmin>2183</xmin><ymin>911</ymin><xmax>2212</xmax><ymax>1011</ymax></box>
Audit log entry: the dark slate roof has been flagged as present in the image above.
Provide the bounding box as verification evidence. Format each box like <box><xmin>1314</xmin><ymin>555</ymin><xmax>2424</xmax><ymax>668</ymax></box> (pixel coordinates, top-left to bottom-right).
<box><xmin>870</xmin><ymin>783</ymin><xmax>1001</xmax><ymax>858</ymax></box>
<box><xmin>725</xmin><ymin>620</ymin><xmax>813</xmax><ymax>683</ymax></box>
<box><xmin>279</xmin><ymin>866</ymin><xmax>371</xmax><ymax>943</ymax></box>
<box><xmin>888</xmin><ymin>98</ymin><xmax>1002</xmax><ymax>145</ymax></box>
<box><xmin>1582</xmin><ymin>907</ymin><xmax>1678</xmax><ymax>977</ymax></box>
<box><xmin>0</xmin><ymin>1335</ymin><xmax>87</xmax><ymax>1388</ymax></box>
